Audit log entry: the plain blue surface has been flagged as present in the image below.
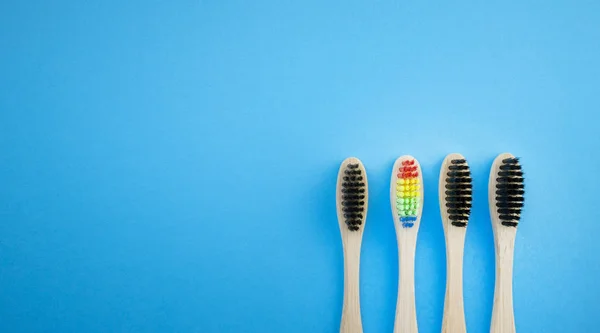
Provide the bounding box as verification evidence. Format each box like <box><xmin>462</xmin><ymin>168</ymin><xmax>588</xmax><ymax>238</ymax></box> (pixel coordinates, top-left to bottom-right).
<box><xmin>1</xmin><ymin>0</ymin><xmax>599</xmax><ymax>332</ymax></box>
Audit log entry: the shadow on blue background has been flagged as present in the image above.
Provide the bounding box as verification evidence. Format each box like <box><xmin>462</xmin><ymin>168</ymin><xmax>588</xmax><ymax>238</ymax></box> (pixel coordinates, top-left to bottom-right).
<box><xmin>1</xmin><ymin>0</ymin><xmax>599</xmax><ymax>332</ymax></box>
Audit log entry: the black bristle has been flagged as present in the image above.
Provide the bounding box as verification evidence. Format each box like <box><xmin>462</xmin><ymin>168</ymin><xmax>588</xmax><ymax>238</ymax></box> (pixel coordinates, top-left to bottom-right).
<box><xmin>447</xmin><ymin>171</ymin><xmax>471</xmax><ymax>177</ymax></box>
<box><xmin>445</xmin><ymin>183</ymin><xmax>473</xmax><ymax>190</ymax></box>
<box><xmin>501</xmin><ymin>221</ymin><xmax>519</xmax><ymax>227</ymax></box>
<box><xmin>344</xmin><ymin>169</ymin><xmax>362</xmax><ymax>175</ymax></box>
<box><xmin>502</xmin><ymin>158</ymin><xmax>519</xmax><ymax>164</ymax></box>
<box><xmin>449</xmin><ymin>164</ymin><xmax>469</xmax><ymax>170</ymax></box>
<box><xmin>342</xmin><ymin>194</ymin><xmax>365</xmax><ymax>200</ymax></box>
<box><xmin>496</xmin><ymin>202</ymin><xmax>524</xmax><ymax>208</ymax></box>
<box><xmin>341</xmin><ymin>163</ymin><xmax>367</xmax><ymax>232</ymax></box>
<box><xmin>451</xmin><ymin>221</ymin><xmax>468</xmax><ymax>227</ymax></box>
<box><xmin>499</xmin><ymin>164</ymin><xmax>522</xmax><ymax>171</ymax></box>
<box><xmin>496</xmin><ymin>196</ymin><xmax>524</xmax><ymax>202</ymax></box>
<box><xmin>445</xmin><ymin>190</ymin><xmax>472</xmax><ymax>196</ymax></box>
<box><xmin>445</xmin><ymin>202</ymin><xmax>472</xmax><ymax>208</ymax></box>
<box><xmin>498</xmin><ymin>171</ymin><xmax>523</xmax><ymax>177</ymax></box>
<box><xmin>497</xmin><ymin>208</ymin><xmax>521</xmax><ymax>215</ymax></box>
<box><xmin>448</xmin><ymin>215</ymin><xmax>468</xmax><ymax>221</ymax></box>
<box><xmin>448</xmin><ymin>208</ymin><xmax>470</xmax><ymax>215</ymax></box>
<box><xmin>495</xmin><ymin>158</ymin><xmax>524</xmax><ymax>227</ymax></box>
<box><xmin>497</xmin><ymin>177</ymin><xmax>524</xmax><ymax>183</ymax></box>
<box><xmin>342</xmin><ymin>182</ymin><xmax>365</xmax><ymax>188</ymax></box>
<box><xmin>498</xmin><ymin>215</ymin><xmax>519</xmax><ymax>221</ymax></box>
<box><xmin>343</xmin><ymin>213</ymin><xmax>364</xmax><ymax>219</ymax></box>
<box><xmin>445</xmin><ymin>158</ymin><xmax>472</xmax><ymax>227</ymax></box>
<box><xmin>496</xmin><ymin>183</ymin><xmax>524</xmax><ymax>190</ymax></box>
<box><xmin>495</xmin><ymin>189</ymin><xmax>525</xmax><ymax>196</ymax></box>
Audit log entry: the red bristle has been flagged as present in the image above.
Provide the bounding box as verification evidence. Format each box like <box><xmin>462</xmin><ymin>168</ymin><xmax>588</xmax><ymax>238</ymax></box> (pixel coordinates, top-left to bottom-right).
<box><xmin>409</xmin><ymin>160</ymin><xmax>415</xmax><ymax>165</ymax></box>
<box><xmin>413</xmin><ymin>172</ymin><xmax>419</xmax><ymax>177</ymax></box>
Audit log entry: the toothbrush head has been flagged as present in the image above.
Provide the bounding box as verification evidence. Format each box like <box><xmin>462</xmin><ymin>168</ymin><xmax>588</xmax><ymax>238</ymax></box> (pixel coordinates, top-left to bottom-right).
<box><xmin>391</xmin><ymin>156</ymin><xmax>424</xmax><ymax>229</ymax></box>
<box><xmin>337</xmin><ymin>157</ymin><xmax>368</xmax><ymax>232</ymax></box>
<box><xmin>440</xmin><ymin>153</ymin><xmax>472</xmax><ymax>228</ymax></box>
<box><xmin>490</xmin><ymin>153</ymin><xmax>525</xmax><ymax>227</ymax></box>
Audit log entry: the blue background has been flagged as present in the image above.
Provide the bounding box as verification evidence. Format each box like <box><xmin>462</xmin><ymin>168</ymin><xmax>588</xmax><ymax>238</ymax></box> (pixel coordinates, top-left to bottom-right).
<box><xmin>1</xmin><ymin>0</ymin><xmax>599</xmax><ymax>332</ymax></box>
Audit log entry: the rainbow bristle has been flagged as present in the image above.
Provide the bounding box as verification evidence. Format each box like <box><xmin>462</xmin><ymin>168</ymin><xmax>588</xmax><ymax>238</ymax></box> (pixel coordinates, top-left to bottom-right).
<box><xmin>396</xmin><ymin>159</ymin><xmax>421</xmax><ymax>228</ymax></box>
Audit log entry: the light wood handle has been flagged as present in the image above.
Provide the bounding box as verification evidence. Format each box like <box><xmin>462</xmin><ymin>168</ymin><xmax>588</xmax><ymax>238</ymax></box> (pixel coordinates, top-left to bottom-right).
<box><xmin>442</xmin><ymin>228</ymin><xmax>467</xmax><ymax>333</ymax></box>
<box><xmin>340</xmin><ymin>238</ymin><xmax>363</xmax><ymax>333</ymax></box>
<box><xmin>394</xmin><ymin>233</ymin><xmax>418</xmax><ymax>333</ymax></box>
<box><xmin>491</xmin><ymin>237</ymin><xmax>516</xmax><ymax>333</ymax></box>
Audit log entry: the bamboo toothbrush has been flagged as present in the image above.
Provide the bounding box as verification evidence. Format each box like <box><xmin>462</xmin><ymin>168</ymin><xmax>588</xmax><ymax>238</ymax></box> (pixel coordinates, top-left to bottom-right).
<box><xmin>489</xmin><ymin>153</ymin><xmax>525</xmax><ymax>333</ymax></box>
<box><xmin>336</xmin><ymin>157</ymin><xmax>368</xmax><ymax>333</ymax></box>
<box><xmin>439</xmin><ymin>154</ymin><xmax>472</xmax><ymax>333</ymax></box>
<box><xmin>390</xmin><ymin>156</ymin><xmax>424</xmax><ymax>333</ymax></box>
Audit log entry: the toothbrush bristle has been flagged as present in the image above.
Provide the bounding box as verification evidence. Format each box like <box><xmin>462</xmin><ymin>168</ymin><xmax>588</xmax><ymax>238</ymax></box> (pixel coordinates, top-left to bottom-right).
<box><xmin>341</xmin><ymin>163</ymin><xmax>366</xmax><ymax>231</ymax></box>
<box><xmin>445</xmin><ymin>158</ymin><xmax>472</xmax><ymax>227</ymax></box>
<box><xmin>495</xmin><ymin>157</ymin><xmax>525</xmax><ymax>227</ymax></box>
<box><xmin>395</xmin><ymin>159</ymin><xmax>421</xmax><ymax>228</ymax></box>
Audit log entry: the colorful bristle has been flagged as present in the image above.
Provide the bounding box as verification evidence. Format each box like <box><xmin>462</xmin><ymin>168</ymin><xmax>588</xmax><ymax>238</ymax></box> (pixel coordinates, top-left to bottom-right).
<box><xmin>495</xmin><ymin>158</ymin><xmax>525</xmax><ymax>227</ymax></box>
<box><xmin>445</xmin><ymin>159</ymin><xmax>473</xmax><ymax>227</ymax></box>
<box><xmin>341</xmin><ymin>163</ymin><xmax>366</xmax><ymax>231</ymax></box>
<box><xmin>395</xmin><ymin>159</ymin><xmax>420</xmax><ymax>228</ymax></box>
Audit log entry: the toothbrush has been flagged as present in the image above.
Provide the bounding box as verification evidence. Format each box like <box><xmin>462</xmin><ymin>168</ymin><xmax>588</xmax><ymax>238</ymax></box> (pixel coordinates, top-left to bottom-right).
<box><xmin>390</xmin><ymin>156</ymin><xmax>423</xmax><ymax>333</ymax></box>
<box><xmin>489</xmin><ymin>153</ymin><xmax>524</xmax><ymax>333</ymax></box>
<box><xmin>439</xmin><ymin>154</ymin><xmax>472</xmax><ymax>333</ymax></box>
<box><xmin>336</xmin><ymin>157</ymin><xmax>368</xmax><ymax>333</ymax></box>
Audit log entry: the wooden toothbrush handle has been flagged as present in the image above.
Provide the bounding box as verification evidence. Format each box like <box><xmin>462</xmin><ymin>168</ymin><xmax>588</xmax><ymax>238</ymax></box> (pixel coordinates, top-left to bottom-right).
<box><xmin>340</xmin><ymin>241</ymin><xmax>363</xmax><ymax>333</ymax></box>
<box><xmin>394</xmin><ymin>236</ymin><xmax>418</xmax><ymax>333</ymax></box>
<box><xmin>491</xmin><ymin>237</ymin><xmax>516</xmax><ymax>333</ymax></box>
<box><xmin>442</xmin><ymin>230</ymin><xmax>467</xmax><ymax>333</ymax></box>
